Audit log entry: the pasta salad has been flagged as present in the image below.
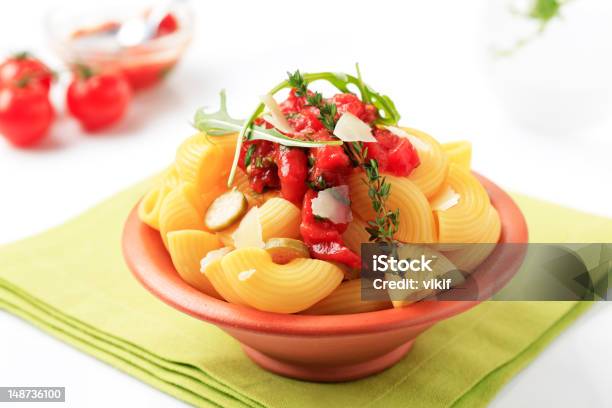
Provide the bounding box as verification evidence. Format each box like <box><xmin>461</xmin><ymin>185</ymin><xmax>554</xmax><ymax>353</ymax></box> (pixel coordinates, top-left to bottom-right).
<box><xmin>138</xmin><ymin>68</ymin><xmax>500</xmax><ymax>314</ymax></box>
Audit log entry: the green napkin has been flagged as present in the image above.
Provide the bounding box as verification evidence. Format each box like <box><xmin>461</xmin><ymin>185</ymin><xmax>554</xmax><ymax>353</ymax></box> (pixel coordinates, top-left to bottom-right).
<box><xmin>1</xmin><ymin>180</ymin><xmax>610</xmax><ymax>408</ymax></box>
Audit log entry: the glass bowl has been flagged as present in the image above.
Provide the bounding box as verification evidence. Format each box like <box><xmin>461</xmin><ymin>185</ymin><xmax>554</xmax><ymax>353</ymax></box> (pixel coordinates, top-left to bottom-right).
<box><xmin>45</xmin><ymin>0</ymin><xmax>194</xmax><ymax>90</ymax></box>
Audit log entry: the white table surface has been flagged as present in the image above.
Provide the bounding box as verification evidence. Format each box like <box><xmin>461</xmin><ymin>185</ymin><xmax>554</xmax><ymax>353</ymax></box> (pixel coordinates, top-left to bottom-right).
<box><xmin>1</xmin><ymin>0</ymin><xmax>611</xmax><ymax>407</ymax></box>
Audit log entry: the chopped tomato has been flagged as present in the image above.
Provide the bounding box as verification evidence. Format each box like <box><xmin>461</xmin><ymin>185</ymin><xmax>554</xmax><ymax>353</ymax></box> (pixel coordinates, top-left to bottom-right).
<box><xmin>300</xmin><ymin>190</ymin><xmax>361</xmax><ymax>269</ymax></box>
<box><xmin>309</xmin><ymin>241</ymin><xmax>361</xmax><ymax>269</ymax></box>
<box><xmin>276</xmin><ymin>146</ymin><xmax>308</xmax><ymax>205</ymax></box>
<box><xmin>287</xmin><ymin>106</ymin><xmax>323</xmax><ymax>134</ymax></box>
<box><xmin>308</xmin><ymin>129</ymin><xmax>352</xmax><ymax>188</ymax></box>
<box><xmin>239</xmin><ymin>140</ymin><xmax>280</xmax><ymax>193</ymax></box>
<box><xmin>365</xmin><ymin>128</ymin><xmax>420</xmax><ymax>176</ymax></box>
<box><xmin>330</xmin><ymin>93</ymin><xmax>378</xmax><ymax>124</ymax></box>
<box><xmin>279</xmin><ymin>89</ymin><xmax>307</xmax><ymax>114</ymax></box>
<box><xmin>309</xmin><ymin>146</ymin><xmax>352</xmax><ymax>188</ymax></box>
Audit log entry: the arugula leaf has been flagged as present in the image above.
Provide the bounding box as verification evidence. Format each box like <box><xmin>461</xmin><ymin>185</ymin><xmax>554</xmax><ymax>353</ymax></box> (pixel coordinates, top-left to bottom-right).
<box><xmin>278</xmin><ymin>68</ymin><xmax>401</xmax><ymax>126</ymax></box>
<box><xmin>299</xmin><ymin>70</ymin><xmax>401</xmax><ymax>126</ymax></box>
<box><xmin>194</xmin><ymin>91</ymin><xmax>342</xmax><ymax>148</ymax></box>
<box><xmin>194</xmin><ymin>90</ymin><xmax>243</xmax><ymax>135</ymax></box>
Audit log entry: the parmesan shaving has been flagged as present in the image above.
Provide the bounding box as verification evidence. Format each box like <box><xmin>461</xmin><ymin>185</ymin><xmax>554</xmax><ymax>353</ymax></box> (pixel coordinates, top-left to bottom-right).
<box><xmin>238</xmin><ymin>269</ymin><xmax>256</xmax><ymax>281</ymax></box>
<box><xmin>200</xmin><ymin>247</ymin><xmax>232</xmax><ymax>274</ymax></box>
<box><xmin>311</xmin><ymin>185</ymin><xmax>353</xmax><ymax>224</ymax></box>
<box><xmin>333</xmin><ymin>112</ymin><xmax>377</xmax><ymax>142</ymax></box>
<box><xmin>231</xmin><ymin>206</ymin><xmax>265</xmax><ymax>249</ymax></box>
<box><xmin>431</xmin><ymin>186</ymin><xmax>461</xmax><ymax>211</ymax></box>
<box><xmin>260</xmin><ymin>94</ymin><xmax>294</xmax><ymax>134</ymax></box>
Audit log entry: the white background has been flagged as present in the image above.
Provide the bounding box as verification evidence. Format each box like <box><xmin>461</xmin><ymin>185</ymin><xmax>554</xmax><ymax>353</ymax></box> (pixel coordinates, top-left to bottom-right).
<box><xmin>1</xmin><ymin>0</ymin><xmax>611</xmax><ymax>407</ymax></box>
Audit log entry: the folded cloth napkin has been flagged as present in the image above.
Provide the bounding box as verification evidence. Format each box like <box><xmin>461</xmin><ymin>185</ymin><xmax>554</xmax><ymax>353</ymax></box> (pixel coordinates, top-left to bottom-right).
<box><xmin>1</xmin><ymin>179</ymin><xmax>610</xmax><ymax>408</ymax></box>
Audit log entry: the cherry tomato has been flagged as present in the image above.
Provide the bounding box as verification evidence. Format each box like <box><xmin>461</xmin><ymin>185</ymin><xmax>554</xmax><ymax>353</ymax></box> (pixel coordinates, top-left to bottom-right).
<box><xmin>0</xmin><ymin>81</ymin><xmax>54</xmax><ymax>147</ymax></box>
<box><xmin>0</xmin><ymin>52</ymin><xmax>54</xmax><ymax>92</ymax></box>
<box><xmin>66</xmin><ymin>66</ymin><xmax>132</xmax><ymax>132</ymax></box>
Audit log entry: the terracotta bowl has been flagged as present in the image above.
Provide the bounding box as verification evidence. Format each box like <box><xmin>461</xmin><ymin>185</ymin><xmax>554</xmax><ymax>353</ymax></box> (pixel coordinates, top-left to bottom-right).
<box><xmin>122</xmin><ymin>173</ymin><xmax>528</xmax><ymax>382</ymax></box>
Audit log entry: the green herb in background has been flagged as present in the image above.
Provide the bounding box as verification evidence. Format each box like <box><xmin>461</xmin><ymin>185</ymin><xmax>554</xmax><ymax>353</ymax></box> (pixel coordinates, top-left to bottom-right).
<box><xmin>529</xmin><ymin>0</ymin><xmax>563</xmax><ymax>23</ymax></box>
<box><xmin>498</xmin><ymin>0</ymin><xmax>573</xmax><ymax>57</ymax></box>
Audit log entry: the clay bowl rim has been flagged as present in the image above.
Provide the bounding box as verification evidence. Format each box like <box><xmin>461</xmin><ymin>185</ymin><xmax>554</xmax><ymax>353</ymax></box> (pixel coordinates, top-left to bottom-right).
<box><xmin>123</xmin><ymin>172</ymin><xmax>528</xmax><ymax>337</ymax></box>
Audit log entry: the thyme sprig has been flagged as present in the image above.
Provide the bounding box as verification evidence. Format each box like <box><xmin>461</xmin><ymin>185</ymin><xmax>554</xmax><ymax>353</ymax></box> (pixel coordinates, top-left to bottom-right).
<box><xmin>348</xmin><ymin>142</ymin><xmax>400</xmax><ymax>243</ymax></box>
<box><xmin>287</xmin><ymin>70</ymin><xmax>309</xmax><ymax>97</ymax></box>
<box><xmin>306</xmin><ymin>92</ymin><xmax>322</xmax><ymax>107</ymax></box>
<box><xmin>318</xmin><ymin>102</ymin><xmax>338</xmax><ymax>132</ymax></box>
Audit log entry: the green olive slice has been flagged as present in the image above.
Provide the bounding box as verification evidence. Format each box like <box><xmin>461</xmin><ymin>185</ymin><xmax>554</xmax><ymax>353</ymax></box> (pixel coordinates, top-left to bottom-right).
<box><xmin>264</xmin><ymin>238</ymin><xmax>310</xmax><ymax>264</ymax></box>
<box><xmin>204</xmin><ymin>190</ymin><xmax>248</xmax><ymax>231</ymax></box>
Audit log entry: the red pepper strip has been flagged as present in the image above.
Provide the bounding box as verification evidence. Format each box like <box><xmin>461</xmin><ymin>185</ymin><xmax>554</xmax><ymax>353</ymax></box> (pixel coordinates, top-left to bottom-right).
<box><xmin>300</xmin><ymin>190</ymin><xmax>361</xmax><ymax>269</ymax></box>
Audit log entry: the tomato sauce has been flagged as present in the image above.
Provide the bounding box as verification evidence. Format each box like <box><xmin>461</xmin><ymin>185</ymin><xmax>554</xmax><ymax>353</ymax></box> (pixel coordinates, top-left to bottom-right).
<box><xmin>239</xmin><ymin>88</ymin><xmax>420</xmax><ymax>268</ymax></box>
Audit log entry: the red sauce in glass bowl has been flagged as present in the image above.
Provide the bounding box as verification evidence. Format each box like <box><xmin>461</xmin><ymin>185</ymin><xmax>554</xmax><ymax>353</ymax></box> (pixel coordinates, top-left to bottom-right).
<box><xmin>69</xmin><ymin>13</ymin><xmax>186</xmax><ymax>90</ymax></box>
